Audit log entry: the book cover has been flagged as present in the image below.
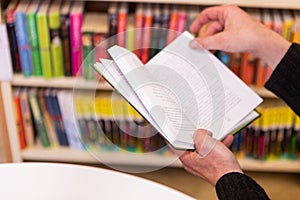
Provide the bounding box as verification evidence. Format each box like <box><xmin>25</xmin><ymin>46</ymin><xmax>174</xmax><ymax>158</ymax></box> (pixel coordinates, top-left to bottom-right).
<box><xmin>14</xmin><ymin>0</ymin><xmax>33</xmax><ymax>77</ymax></box>
<box><xmin>60</xmin><ymin>0</ymin><xmax>72</xmax><ymax>76</ymax></box>
<box><xmin>5</xmin><ymin>0</ymin><xmax>21</xmax><ymax>73</ymax></box>
<box><xmin>94</xmin><ymin>31</ymin><xmax>263</xmax><ymax>150</ymax></box>
<box><xmin>49</xmin><ymin>0</ymin><xmax>64</xmax><ymax>77</ymax></box>
<box><xmin>70</xmin><ymin>1</ymin><xmax>85</xmax><ymax>76</ymax></box>
<box><xmin>36</xmin><ymin>0</ymin><xmax>52</xmax><ymax>78</ymax></box>
<box><xmin>37</xmin><ymin>88</ymin><xmax>59</xmax><ymax>147</ymax></box>
<box><xmin>12</xmin><ymin>88</ymin><xmax>26</xmax><ymax>149</ymax></box>
<box><xmin>26</xmin><ymin>0</ymin><xmax>42</xmax><ymax>76</ymax></box>
<box><xmin>57</xmin><ymin>90</ymin><xmax>83</xmax><ymax>149</ymax></box>
<box><xmin>28</xmin><ymin>88</ymin><xmax>50</xmax><ymax>147</ymax></box>
<box><xmin>19</xmin><ymin>88</ymin><xmax>35</xmax><ymax>148</ymax></box>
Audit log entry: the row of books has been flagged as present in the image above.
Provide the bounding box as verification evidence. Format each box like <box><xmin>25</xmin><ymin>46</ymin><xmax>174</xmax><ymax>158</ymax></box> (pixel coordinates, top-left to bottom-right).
<box><xmin>12</xmin><ymin>87</ymin><xmax>169</xmax><ymax>154</ymax></box>
<box><xmin>231</xmin><ymin>100</ymin><xmax>300</xmax><ymax>160</ymax></box>
<box><xmin>13</xmin><ymin>86</ymin><xmax>300</xmax><ymax>160</ymax></box>
<box><xmin>6</xmin><ymin>0</ymin><xmax>85</xmax><ymax>78</ymax></box>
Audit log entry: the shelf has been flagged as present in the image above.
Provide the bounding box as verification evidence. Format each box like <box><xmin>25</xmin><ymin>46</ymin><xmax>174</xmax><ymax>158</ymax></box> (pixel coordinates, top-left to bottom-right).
<box><xmin>12</xmin><ymin>74</ymin><xmax>276</xmax><ymax>98</ymax></box>
<box><xmin>101</xmin><ymin>0</ymin><xmax>300</xmax><ymax>9</ymax></box>
<box><xmin>12</xmin><ymin>74</ymin><xmax>113</xmax><ymax>90</ymax></box>
<box><xmin>21</xmin><ymin>148</ymin><xmax>182</xmax><ymax>167</ymax></box>
<box><xmin>21</xmin><ymin>148</ymin><xmax>300</xmax><ymax>172</ymax></box>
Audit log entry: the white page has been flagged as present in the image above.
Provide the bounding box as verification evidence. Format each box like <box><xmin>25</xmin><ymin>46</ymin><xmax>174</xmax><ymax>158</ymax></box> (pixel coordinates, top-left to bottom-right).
<box><xmin>146</xmin><ymin>31</ymin><xmax>262</xmax><ymax>139</ymax></box>
<box><xmin>0</xmin><ymin>24</ymin><xmax>13</xmax><ymax>81</ymax></box>
<box><xmin>94</xmin><ymin>59</ymin><xmax>174</xmax><ymax>143</ymax></box>
<box><xmin>108</xmin><ymin>46</ymin><xmax>195</xmax><ymax>148</ymax></box>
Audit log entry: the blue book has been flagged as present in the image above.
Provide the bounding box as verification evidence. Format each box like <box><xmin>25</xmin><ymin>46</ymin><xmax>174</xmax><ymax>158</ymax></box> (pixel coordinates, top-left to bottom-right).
<box><xmin>45</xmin><ymin>89</ymin><xmax>69</xmax><ymax>146</ymax></box>
<box><xmin>14</xmin><ymin>0</ymin><xmax>33</xmax><ymax>77</ymax></box>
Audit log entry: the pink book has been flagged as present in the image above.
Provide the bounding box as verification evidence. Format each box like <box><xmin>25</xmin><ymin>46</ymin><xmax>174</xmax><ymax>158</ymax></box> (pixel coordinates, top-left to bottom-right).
<box><xmin>176</xmin><ymin>6</ymin><xmax>187</xmax><ymax>33</ymax></box>
<box><xmin>70</xmin><ymin>1</ymin><xmax>85</xmax><ymax>76</ymax></box>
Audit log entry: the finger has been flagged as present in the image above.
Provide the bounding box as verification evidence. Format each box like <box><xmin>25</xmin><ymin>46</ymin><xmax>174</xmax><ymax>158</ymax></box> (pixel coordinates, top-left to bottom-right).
<box><xmin>222</xmin><ymin>134</ymin><xmax>234</xmax><ymax>147</ymax></box>
<box><xmin>190</xmin><ymin>6</ymin><xmax>226</xmax><ymax>33</ymax></box>
<box><xmin>193</xmin><ymin>129</ymin><xmax>217</xmax><ymax>158</ymax></box>
<box><xmin>203</xmin><ymin>21</ymin><xmax>224</xmax><ymax>37</ymax></box>
<box><xmin>191</xmin><ymin>32</ymin><xmax>228</xmax><ymax>51</ymax></box>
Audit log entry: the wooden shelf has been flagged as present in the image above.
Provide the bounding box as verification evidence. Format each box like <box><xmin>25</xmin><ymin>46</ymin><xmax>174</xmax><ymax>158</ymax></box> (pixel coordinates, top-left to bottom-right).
<box><xmin>12</xmin><ymin>74</ymin><xmax>112</xmax><ymax>90</ymax></box>
<box><xmin>12</xmin><ymin>74</ymin><xmax>276</xmax><ymax>98</ymax></box>
<box><xmin>101</xmin><ymin>0</ymin><xmax>300</xmax><ymax>9</ymax></box>
<box><xmin>21</xmin><ymin>148</ymin><xmax>300</xmax><ymax>172</ymax></box>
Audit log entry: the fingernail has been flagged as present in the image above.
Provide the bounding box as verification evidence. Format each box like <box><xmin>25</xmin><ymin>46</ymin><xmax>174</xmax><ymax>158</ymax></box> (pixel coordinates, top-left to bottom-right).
<box><xmin>189</xmin><ymin>39</ymin><xmax>203</xmax><ymax>49</ymax></box>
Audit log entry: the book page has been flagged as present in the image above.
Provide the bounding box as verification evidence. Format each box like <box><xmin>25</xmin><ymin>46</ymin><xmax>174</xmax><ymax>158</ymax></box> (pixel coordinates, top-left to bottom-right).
<box><xmin>108</xmin><ymin>45</ymin><xmax>195</xmax><ymax>148</ymax></box>
<box><xmin>146</xmin><ymin>31</ymin><xmax>262</xmax><ymax>139</ymax></box>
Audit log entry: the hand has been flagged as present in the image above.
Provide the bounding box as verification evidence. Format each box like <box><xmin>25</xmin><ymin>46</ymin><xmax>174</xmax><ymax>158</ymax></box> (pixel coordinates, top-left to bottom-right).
<box><xmin>179</xmin><ymin>129</ymin><xmax>243</xmax><ymax>186</ymax></box>
<box><xmin>189</xmin><ymin>5</ymin><xmax>291</xmax><ymax>69</ymax></box>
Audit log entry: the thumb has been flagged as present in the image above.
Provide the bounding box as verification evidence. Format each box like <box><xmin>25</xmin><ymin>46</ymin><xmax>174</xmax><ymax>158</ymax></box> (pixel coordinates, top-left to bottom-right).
<box><xmin>190</xmin><ymin>33</ymin><xmax>228</xmax><ymax>51</ymax></box>
<box><xmin>193</xmin><ymin>129</ymin><xmax>217</xmax><ymax>157</ymax></box>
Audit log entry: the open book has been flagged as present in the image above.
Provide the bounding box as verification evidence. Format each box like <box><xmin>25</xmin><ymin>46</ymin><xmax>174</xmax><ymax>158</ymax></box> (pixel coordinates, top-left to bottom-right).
<box><xmin>93</xmin><ymin>31</ymin><xmax>263</xmax><ymax>150</ymax></box>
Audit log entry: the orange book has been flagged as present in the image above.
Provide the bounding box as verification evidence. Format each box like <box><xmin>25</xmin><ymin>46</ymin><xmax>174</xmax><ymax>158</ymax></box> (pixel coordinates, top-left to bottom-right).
<box><xmin>13</xmin><ymin>88</ymin><xmax>26</xmax><ymax>149</ymax></box>
<box><xmin>166</xmin><ymin>5</ymin><xmax>178</xmax><ymax>45</ymax></box>
<box><xmin>117</xmin><ymin>2</ymin><xmax>128</xmax><ymax>47</ymax></box>
<box><xmin>240</xmin><ymin>52</ymin><xmax>256</xmax><ymax>85</ymax></box>
<box><xmin>293</xmin><ymin>10</ymin><xmax>300</xmax><ymax>43</ymax></box>
<box><xmin>134</xmin><ymin>3</ymin><xmax>144</xmax><ymax>59</ymax></box>
<box><xmin>229</xmin><ymin>53</ymin><xmax>241</xmax><ymax>76</ymax></box>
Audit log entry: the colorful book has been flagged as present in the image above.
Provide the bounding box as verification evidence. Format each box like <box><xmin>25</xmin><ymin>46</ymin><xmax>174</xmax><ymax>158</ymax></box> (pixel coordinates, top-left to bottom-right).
<box><xmin>293</xmin><ymin>10</ymin><xmax>300</xmax><ymax>43</ymax></box>
<box><xmin>26</xmin><ymin>0</ymin><xmax>42</xmax><ymax>76</ymax></box>
<box><xmin>141</xmin><ymin>4</ymin><xmax>153</xmax><ymax>64</ymax></box>
<box><xmin>281</xmin><ymin>9</ymin><xmax>294</xmax><ymax>42</ymax></box>
<box><xmin>28</xmin><ymin>88</ymin><xmax>50</xmax><ymax>147</ymax></box>
<box><xmin>14</xmin><ymin>0</ymin><xmax>33</xmax><ymax>77</ymax></box>
<box><xmin>107</xmin><ymin>2</ymin><xmax>118</xmax><ymax>47</ymax></box>
<box><xmin>176</xmin><ymin>6</ymin><xmax>187</xmax><ymax>33</ymax></box>
<box><xmin>57</xmin><ymin>90</ymin><xmax>83</xmax><ymax>149</ymax></box>
<box><xmin>12</xmin><ymin>88</ymin><xmax>26</xmax><ymax>149</ymax></box>
<box><xmin>134</xmin><ymin>3</ymin><xmax>144</xmax><ymax>59</ymax></box>
<box><xmin>5</xmin><ymin>0</ymin><xmax>21</xmax><ymax>73</ymax></box>
<box><xmin>166</xmin><ymin>5</ymin><xmax>179</xmax><ymax>45</ymax></box>
<box><xmin>47</xmin><ymin>89</ymin><xmax>69</xmax><ymax>146</ymax></box>
<box><xmin>158</xmin><ymin>4</ymin><xmax>170</xmax><ymax>50</ymax></box>
<box><xmin>19</xmin><ymin>88</ymin><xmax>35</xmax><ymax>148</ymax></box>
<box><xmin>37</xmin><ymin>88</ymin><xmax>59</xmax><ymax>147</ymax></box>
<box><xmin>70</xmin><ymin>1</ymin><xmax>85</xmax><ymax>76</ymax></box>
<box><xmin>49</xmin><ymin>0</ymin><xmax>64</xmax><ymax>77</ymax></box>
<box><xmin>150</xmin><ymin>4</ymin><xmax>161</xmax><ymax>58</ymax></box>
<box><xmin>36</xmin><ymin>0</ymin><xmax>52</xmax><ymax>78</ymax></box>
<box><xmin>60</xmin><ymin>0</ymin><xmax>72</xmax><ymax>76</ymax></box>
<box><xmin>117</xmin><ymin>2</ymin><xmax>128</xmax><ymax>47</ymax></box>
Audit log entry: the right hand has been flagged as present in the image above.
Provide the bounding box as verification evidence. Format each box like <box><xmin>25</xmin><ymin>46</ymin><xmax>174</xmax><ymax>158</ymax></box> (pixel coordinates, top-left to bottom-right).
<box><xmin>189</xmin><ymin>5</ymin><xmax>291</xmax><ymax>69</ymax></box>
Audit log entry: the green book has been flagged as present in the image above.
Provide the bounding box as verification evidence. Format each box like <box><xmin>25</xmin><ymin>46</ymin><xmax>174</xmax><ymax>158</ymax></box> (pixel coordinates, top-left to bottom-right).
<box><xmin>26</xmin><ymin>0</ymin><xmax>42</xmax><ymax>76</ymax></box>
<box><xmin>49</xmin><ymin>0</ymin><xmax>64</xmax><ymax>77</ymax></box>
<box><xmin>37</xmin><ymin>0</ymin><xmax>52</xmax><ymax>78</ymax></box>
<box><xmin>28</xmin><ymin>88</ymin><xmax>50</xmax><ymax>147</ymax></box>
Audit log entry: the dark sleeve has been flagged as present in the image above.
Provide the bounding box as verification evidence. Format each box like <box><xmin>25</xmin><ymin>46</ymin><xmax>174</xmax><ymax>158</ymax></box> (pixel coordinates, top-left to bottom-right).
<box><xmin>215</xmin><ymin>172</ymin><xmax>270</xmax><ymax>200</ymax></box>
<box><xmin>265</xmin><ymin>43</ymin><xmax>300</xmax><ymax>116</ymax></box>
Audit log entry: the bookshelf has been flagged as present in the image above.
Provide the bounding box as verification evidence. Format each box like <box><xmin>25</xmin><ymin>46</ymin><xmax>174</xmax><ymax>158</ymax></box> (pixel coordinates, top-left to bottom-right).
<box><xmin>2</xmin><ymin>0</ymin><xmax>300</xmax><ymax>173</ymax></box>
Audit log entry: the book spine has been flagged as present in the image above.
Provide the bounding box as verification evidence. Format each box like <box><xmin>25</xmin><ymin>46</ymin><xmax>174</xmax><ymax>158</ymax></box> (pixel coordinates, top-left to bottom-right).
<box><xmin>57</xmin><ymin>90</ymin><xmax>83</xmax><ymax>149</ymax></box>
<box><xmin>13</xmin><ymin>89</ymin><xmax>26</xmax><ymax>149</ymax></box>
<box><xmin>134</xmin><ymin>3</ymin><xmax>144</xmax><ymax>59</ymax></box>
<box><xmin>14</xmin><ymin>11</ymin><xmax>33</xmax><ymax>76</ymax></box>
<box><xmin>49</xmin><ymin>11</ymin><xmax>64</xmax><ymax>77</ymax></box>
<box><xmin>117</xmin><ymin>2</ymin><xmax>128</xmax><ymax>47</ymax></box>
<box><xmin>141</xmin><ymin>4</ymin><xmax>153</xmax><ymax>64</ymax></box>
<box><xmin>108</xmin><ymin>2</ymin><xmax>118</xmax><ymax>46</ymax></box>
<box><xmin>60</xmin><ymin>11</ymin><xmax>72</xmax><ymax>76</ymax></box>
<box><xmin>6</xmin><ymin>9</ymin><xmax>22</xmax><ymax>73</ymax></box>
<box><xmin>70</xmin><ymin>8</ymin><xmax>83</xmax><ymax>76</ymax></box>
<box><xmin>37</xmin><ymin>13</ymin><xmax>52</xmax><ymax>78</ymax></box>
<box><xmin>20</xmin><ymin>88</ymin><xmax>35</xmax><ymax>148</ymax></box>
<box><xmin>93</xmin><ymin>33</ymin><xmax>107</xmax><ymax>81</ymax></box>
<box><xmin>166</xmin><ymin>6</ymin><xmax>178</xmax><ymax>45</ymax></box>
<box><xmin>28</xmin><ymin>89</ymin><xmax>50</xmax><ymax>147</ymax></box>
<box><xmin>82</xmin><ymin>32</ymin><xmax>94</xmax><ymax>80</ymax></box>
<box><xmin>38</xmin><ymin>89</ymin><xmax>59</xmax><ymax>147</ymax></box>
<box><xmin>26</xmin><ymin>12</ymin><xmax>42</xmax><ymax>76</ymax></box>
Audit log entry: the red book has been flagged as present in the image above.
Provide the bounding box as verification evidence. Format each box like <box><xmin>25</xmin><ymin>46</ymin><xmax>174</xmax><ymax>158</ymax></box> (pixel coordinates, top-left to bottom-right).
<box><xmin>117</xmin><ymin>2</ymin><xmax>128</xmax><ymax>47</ymax></box>
<box><xmin>13</xmin><ymin>88</ymin><xmax>26</xmax><ymax>149</ymax></box>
